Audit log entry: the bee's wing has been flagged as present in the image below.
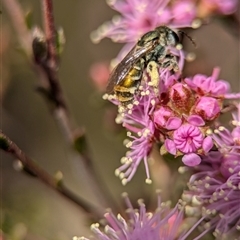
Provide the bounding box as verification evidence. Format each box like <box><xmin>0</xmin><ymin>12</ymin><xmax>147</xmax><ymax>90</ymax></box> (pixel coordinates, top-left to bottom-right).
<box><xmin>106</xmin><ymin>44</ymin><xmax>154</xmax><ymax>93</ymax></box>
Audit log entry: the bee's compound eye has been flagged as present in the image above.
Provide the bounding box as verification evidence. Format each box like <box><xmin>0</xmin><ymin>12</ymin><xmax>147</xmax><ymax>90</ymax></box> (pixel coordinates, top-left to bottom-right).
<box><xmin>167</xmin><ymin>30</ymin><xmax>179</xmax><ymax>46</ymax></box>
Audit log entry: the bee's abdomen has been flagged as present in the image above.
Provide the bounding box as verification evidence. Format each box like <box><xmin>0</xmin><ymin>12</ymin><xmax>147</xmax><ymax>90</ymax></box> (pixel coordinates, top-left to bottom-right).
<box><xmin>114</xmin><ymin>63</ymin><xmax>143</xmax><ymax>105</ymax></box>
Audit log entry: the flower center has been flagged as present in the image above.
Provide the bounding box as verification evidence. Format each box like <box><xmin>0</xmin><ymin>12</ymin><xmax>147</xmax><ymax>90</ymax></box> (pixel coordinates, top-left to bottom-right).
<box><xmin>173</xmin><ymin>124</ymin><xmax>203</xmax><ymax>153</ymax></box>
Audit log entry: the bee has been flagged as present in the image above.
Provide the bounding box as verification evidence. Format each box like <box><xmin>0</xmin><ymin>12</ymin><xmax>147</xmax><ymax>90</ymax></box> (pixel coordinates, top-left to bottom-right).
<box><xmin>106</xmin><ymin>26</ymin><xmax>181</xmax><ymax>106</ymax></box>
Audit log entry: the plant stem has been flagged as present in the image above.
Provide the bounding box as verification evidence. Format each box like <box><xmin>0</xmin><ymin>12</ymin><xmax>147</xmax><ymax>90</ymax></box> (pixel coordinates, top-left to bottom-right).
<box><xmin>41</xmin><ymin>0</ymin><xmax>67</xmax><ymax>110</ymax></box>
<box><xmin>42</xmin><ymin>0</ymin><xmax>58</xmax><ymax>69</ymax></box>
<box><xmin>3</xmin><ymin>0</ymin><xmax>115</xmax><ymax>211</ymax></box>
<box><xmin>39</xmin><ymin>0</ymin><xmax>114</xmax><ymax>210</ymax></box>
<box><xmin>0</xmin><ymin>130</ymin><xmax>104</xmax><ymax>220</ymax></box>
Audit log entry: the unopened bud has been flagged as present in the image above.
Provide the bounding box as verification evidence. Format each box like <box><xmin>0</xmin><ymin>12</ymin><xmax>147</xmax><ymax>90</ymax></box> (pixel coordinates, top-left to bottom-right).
<box><xmin>32</xmin><ymin>27</ymin><xmax>47</xmax><ymax>63</ymax></box>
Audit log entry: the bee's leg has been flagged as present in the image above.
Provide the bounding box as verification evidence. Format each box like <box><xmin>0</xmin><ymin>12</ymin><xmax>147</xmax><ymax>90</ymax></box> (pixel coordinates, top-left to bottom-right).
<box><xmin>154</xmin><ymin>45</ymin><xmax>167</xmax><ymax>61</ymax></box>
<box><xmin>161</xmin><ymin>55</ymin><xmax>179</xmax><ymax>72</ymax></box>
<box><xmin>144</xmin><ymin>46</ymin><xmax>166</xmax><ymax>94</ymax></box>
<box><xmin>139</xmin><ymin>57</ymin><xmax>145</xmax><ymax>69</ymax></box>
<box><xmin>146</xmin><ymin>61</ymin><xmax>160</xmax><ymax>94</ymax></box>
<box><xmin>145</xmin><ymin>45</ymin><xmax>166</xmax><ymax>63</ymax></box>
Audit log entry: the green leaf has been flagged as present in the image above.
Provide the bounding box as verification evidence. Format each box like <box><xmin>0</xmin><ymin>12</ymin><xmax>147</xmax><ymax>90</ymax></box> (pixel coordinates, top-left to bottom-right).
<box><xmin>25</xmin><ymin>10</ymin><xmax>33</xmax><ymax>30</ymax></box>
<box><xmin>56</xmin><ymin>27</ymin><xmax>66</xmax><ymax>55</ymax></box>
<box><xmin>0</xmin><ymin>135</ymin><xmax>9</xmax><ymax>150</ymax></box>
<box><xmin>74</xmin><ymin>133</ymin><xmax>88</xmax><ymax>155</ymax></box>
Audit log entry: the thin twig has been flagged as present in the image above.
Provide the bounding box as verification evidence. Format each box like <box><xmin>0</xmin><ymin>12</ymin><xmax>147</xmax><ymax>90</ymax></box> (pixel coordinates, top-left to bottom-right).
<box><xmin>40</xmin><ymin>0</ymin><xmax>67</xmax><ymax>110</ymax></box>
<box><xmin>0</xmin><ymin>130</ymin><xmax>104</xmax><ymax>220</ymax></box>
<box><xmin>3</xmin><ymin>0</ymin><xmax>116</xmax><ymax>211</ymax></box>
<box><xmin>39</xmin><ymin>0</ymin><xmax>115</xmax><ymax>210</ymax></box>
<box><xmin>42</xmin><ymin>0</ymin><xmax>58</xmax><ymax>69</ymax></box>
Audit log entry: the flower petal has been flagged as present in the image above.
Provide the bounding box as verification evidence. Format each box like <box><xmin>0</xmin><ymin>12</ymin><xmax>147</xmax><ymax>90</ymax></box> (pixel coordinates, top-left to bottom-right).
<box><xmin>202</xmin><ymin>136</ymin><xmax>214</xmax><ymax>153</ymax></box>
<box><xmin>166</xmin><ymin>117</ymin><xmax>182</xmax><ymax>130</ymax></box>
<box><xmin>165</xmin><ymin>139</ymin><xmax>177</xmax><ymax>155</ymax></box>
<box><xmin>182</xmin><ymin>153</ymin><xmax>201</xmax><ymax>166</ymax></box>
<box><xmin>187</xmin><ymin>115</ymin><xmax>205</xmax><ymax>126</ymax></box>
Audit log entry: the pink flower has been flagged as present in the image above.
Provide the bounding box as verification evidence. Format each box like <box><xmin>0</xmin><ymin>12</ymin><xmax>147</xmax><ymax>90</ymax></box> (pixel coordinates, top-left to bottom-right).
<box><xmin>194</xmin><ymin>96</ymin><xmax>221</xmax><ymax>121</ymax></box>
<box><xmin>173</xmin><ymin>124</ymin><xmax>203</xmax><ymax>153</ymax></box>
<box><xmin>105</xmin><ymin>65</ymin><xmax>239</xmax><ymax>182</ymax></box>
<box><xmin>100</xmin><ymin>0</ymin><xmax>240</xmax><ymax>182</ymax></box>
<box><xmin>91</xmin><ymin>0</ymin><xmax>196</xmax><ymax>46</ymax></box>
<box><xmin>89</xmin><ymin>62</ymin><xmax>110</xmax><ymax>92</ymax></box>
<box><xmin>209</xmin><ymin>104</ymin><xmax>240</xmax><ymax>178</ymax></box>
<box><xmin>114</xmin><ymin>85</ymin><xmax>156</xmax><ymax>184</ymax></box>
<box><xmin>185</xmin><ymin>68</ymin><xmax>230</xmax><ymax>97</ymax></box>
<box><xmin>164</xmin><ymin>124</ymin><xmax>213</xmax><ymax>166</ymax></box>
<box><xmin>185</xmin><ymin>67</ymin><xmax>240</xmax><ymax>99</ymax></box>
<box><xmin>185</xmin><ymin>104</ymin><xmax>240</xmax><ymax>238</ymax></box>
<box><xmin>202</xmin><ymin>0</ymin><xmax>238</xmax><ymax>14</ymax></box>
<box><xmin>79</xmin><ymin>192</ymin><xmax>206</xmax><ymax>240</ymax></box>
<box><xmin>172</xmin><ymin>0</ymin><xmax>197</xmax><ymax>25</ymax></box>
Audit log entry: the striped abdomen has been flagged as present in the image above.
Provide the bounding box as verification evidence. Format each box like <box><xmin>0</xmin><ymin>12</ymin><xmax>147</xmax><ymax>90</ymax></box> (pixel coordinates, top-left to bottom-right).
<box><xmin>114</xmin><ymin>61</ymin><xmax>143</xmax><ymax>105</ymax></box>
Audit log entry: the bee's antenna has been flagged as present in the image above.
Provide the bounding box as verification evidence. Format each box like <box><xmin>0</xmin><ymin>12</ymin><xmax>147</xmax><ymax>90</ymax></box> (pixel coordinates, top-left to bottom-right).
<box><xmin>178</xmin><ymin>31</ymin><xmax>197</xmax><ymax>48</ymax></box>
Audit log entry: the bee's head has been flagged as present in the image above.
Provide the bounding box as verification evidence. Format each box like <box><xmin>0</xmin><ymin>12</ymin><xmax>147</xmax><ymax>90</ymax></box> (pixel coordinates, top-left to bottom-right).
<box><xmin>156</xmin><ymin>26</ymin><xmax>179</xmax><ymax>47</ymax></box>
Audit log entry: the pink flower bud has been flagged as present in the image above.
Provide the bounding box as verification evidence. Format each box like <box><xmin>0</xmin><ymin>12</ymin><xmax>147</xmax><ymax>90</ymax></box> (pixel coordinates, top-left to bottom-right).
<box><xmin>153</xmin><ymin>106</ymin><xmax>182</xmax><ymax>130</ymax></box>
<box><xmin>89</xmin><ymin>62</ymin><xmax>110</xmax><ymax>92</ymax></box>
<box><xmin>169</xmin><ymin>83</ymin><xmax>194</xmax><ymax>112</ymax></box>
<box><xmin>153</xmin><ymin>106</ymin><xmax>173</xmax><ymax>127</ymax></box>
<box><xmin>194</xmin><ymin>96</ymin><xmax>220</xmax><ymax>121</ymax></box>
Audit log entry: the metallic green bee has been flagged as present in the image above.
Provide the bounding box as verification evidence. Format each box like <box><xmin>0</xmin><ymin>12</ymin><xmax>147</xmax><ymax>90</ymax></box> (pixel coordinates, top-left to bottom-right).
<box><xmin>106</xmin><ymin>26</ymin><xmax>180</xmax><ymax>105</ymax></box>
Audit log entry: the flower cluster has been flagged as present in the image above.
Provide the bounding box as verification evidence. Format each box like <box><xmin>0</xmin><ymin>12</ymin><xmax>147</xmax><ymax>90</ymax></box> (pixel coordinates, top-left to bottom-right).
<box><xmin>106</xmin><ymin>64</ymin><xmax>240</xmax><ymax>184</ymax></box>
<box><xmin>91</xmin><ymin>0</ymin><xmax>238</xmax><ymax>54</ymax></box>
<box><xmin>94</xmin><ymin>0</ymin><xmax>240</xmax><ymax>184</ymax></box>
<box><xmin>184</xmin><ymin>104</ymin><xmax>240</xmax><ymax>238</ymax></box>
<box><xmin>86</xmin><ymin>1</ymin><xmax>240</xmax><ymax>240</ymax></box>
<box><xmin>91</xmin><ymin>0</ymin><xmax>201</xmax><ymax>64</ymax></box>
<box><xmin>91</xmin><ymin>0</ymin><xmax>197</xmax><ymax>44</ymax></box>
<box><xmin>75</xmin><ymin>192</ymin><xmax>205</xmax><ymax>240</ymax></box>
